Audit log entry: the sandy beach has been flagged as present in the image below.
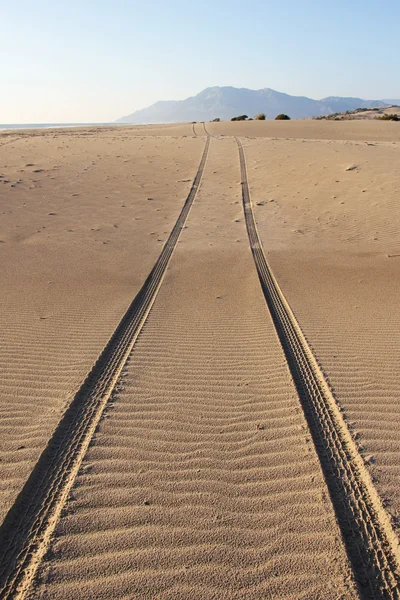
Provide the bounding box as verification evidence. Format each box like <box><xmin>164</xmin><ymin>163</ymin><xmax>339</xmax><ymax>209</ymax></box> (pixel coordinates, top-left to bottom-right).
<box><xmin>1</xmin><ymin>120</ymin><xmax>399</xmax><ymax>598</ymax></box>
<box><xmin>0</xmin><ymin>127</ymin><xmax>203</xmax><ymax>521</ymax></box>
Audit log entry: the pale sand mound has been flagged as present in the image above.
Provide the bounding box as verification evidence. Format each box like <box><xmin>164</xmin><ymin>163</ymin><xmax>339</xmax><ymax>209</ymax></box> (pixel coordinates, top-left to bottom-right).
<box><xmin>245</xmin><ymin>136</ymin><xmax>400</xmax><ymax>253</ymax></box>
<box><xmin>206</xmin><ymin>118</ymin><xmax>400</xmax><ymax>142</ymax></box>
<box><xmin>313</xmin><ymin>105</ymin><xmax>400</xmax><ymax>121</ymax></box>
<box><xmin>0</xmin><ymin>122</ymin><xmax>197</xmax><ymax>141</ymax></box>
<box><xmin>30</xmin><ymin>139</ymin><xmax>356</xmax><ymax>599</ymax></box>
<box><xmin>0</xmin><ymin>129</ymin><xmax>204</xmax><ymax>522</ymax></box>
<box><xmin>245</xmin><ymin>136</ymin><xmax>400</xmax><ymax>534</ymax></box>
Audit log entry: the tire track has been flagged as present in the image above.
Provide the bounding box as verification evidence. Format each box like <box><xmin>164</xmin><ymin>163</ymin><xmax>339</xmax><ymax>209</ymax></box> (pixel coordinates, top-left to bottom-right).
<box><xmin>236</xmin><ymin>136</ymin><xmax>400</xmax><ymax>599</ymax></box>
<box><xmin>0</xmin><ymin>137</ymin><xmax>210</xmax><ymax>600</ymax></box>
<box><xmin>25</xmin><ymin>135</ymin><xmax>357</xmax><ymax>600</ymax></box>
<box><xmin>0</xmin><ymin>136</ymin><xmax>23</xmax><ymax>148</ymax></box>
<box><xmin>192</xmin><ymin>122</ymin><xmax>209</xmax><ymax>137</ymax></box>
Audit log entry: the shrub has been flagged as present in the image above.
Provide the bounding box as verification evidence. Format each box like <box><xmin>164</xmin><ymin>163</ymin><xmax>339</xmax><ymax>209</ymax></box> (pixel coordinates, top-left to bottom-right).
<box><xmin>212</xmin><ymin>118</ymin><xmax>221</xmax><ymax>122</ymax></box>
<box><xmin>231</xmin><ymin>115</ymin><xmax>248</xmax><ymax>121</ymax></box>
<box><xmin>275</xmin><ymin>114</ymin><xmax>291</xmax><ymax>120</ymax></box>
<box><xmin>379</xmin><ymin>114</ymin><xmax>399</xmax><ymax>121</ymax></box>
<box><xmin>255</xmin><ymin>113</ymin><xmax>266</xmax><ymax>120</ymax></box>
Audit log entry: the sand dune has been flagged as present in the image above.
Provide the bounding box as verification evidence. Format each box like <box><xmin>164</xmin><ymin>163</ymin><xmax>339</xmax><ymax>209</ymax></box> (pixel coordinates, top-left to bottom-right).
<box><xmin>30</xmin><ymin>139</ymin><xmax>356</xmax><ymax>600</ymax></box>
<box><xmin>206</xmin><ymin>119</ymin><xmax>400</xmax><ymax>142</ymax></box>
<box><xmin>260</xmin><ymin>253</ymin><xmax>400</xmax><ymax>534</ymax></box>
<box><xmin>1</xmin><ymin>120</ymin><xmax>400</xmax><ymax>598</ymax></box>
<box><xmin>245</xmin><ymin>135</ymin><xmax>400</xmax><ymax>538</ymax></box>
<box><xmin>0</xmin><ymin>128</ymin><xmax>203</xmax><ymax>522</ymax></box>
<box><xmin>245</xmin><ymin>136</ymin><xmax>400</xmax><ymax>252</ymax></box>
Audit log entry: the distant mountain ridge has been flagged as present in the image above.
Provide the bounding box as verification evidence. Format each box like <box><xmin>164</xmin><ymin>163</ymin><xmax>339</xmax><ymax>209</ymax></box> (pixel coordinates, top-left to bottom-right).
<box><xmin>382</xmin><ymin>99</ymin><xmax>400</xmax><ymax>106</ymax></box>
<box><xmin>117</xmin><ymin>86</ymin><xmax>391</xmax><ymax>123</ymax></box>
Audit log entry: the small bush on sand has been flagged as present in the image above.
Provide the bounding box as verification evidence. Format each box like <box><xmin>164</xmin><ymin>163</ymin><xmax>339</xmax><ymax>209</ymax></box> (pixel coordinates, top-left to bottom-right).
<box><xmin>231</xmin><ymin>115</ymin><xmax>248</xmax><ymax>121</ymax></box>
<box><xmin>212</xmin><ymin>118</ymin><xmax>220</xmax><ymax>122</ymax></box>
<box><xmin>275</xmin><ymin>114</ymin><xmax>291</xmax><ymax>120</ymax></box>
<box><xmin>379</xmin><ymin>114</ymin><xmax>399</xmax><ymax>121</ymax></box>
<box><xmin>255</xmin><ymin>113</ymin><xmax>266</xmax><ymax>120</ymax></box>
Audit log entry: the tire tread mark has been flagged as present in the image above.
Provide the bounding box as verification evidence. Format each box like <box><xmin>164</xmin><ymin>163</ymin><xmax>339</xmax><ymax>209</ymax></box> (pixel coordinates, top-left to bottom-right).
<box><xmin>0</xmin><ymin>136</ymin><xmax>23</xmax><ymax>148</ymax></box>
<box><xmin>236</xmin><ymin>136</ymin><xmax>400</xmax><ymax>600</ymax></box>
<box><xmin>0</xmin><ymin>137</ymin><xmax>210</xmax><ymax>600</ymax></box>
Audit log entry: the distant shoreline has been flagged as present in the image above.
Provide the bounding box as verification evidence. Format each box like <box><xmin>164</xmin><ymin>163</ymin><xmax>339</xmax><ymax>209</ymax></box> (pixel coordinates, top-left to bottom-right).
<box><xmin>0</xmin><ymin>123</ymin><xmax>119</xmax><ymax>132</ymax></box>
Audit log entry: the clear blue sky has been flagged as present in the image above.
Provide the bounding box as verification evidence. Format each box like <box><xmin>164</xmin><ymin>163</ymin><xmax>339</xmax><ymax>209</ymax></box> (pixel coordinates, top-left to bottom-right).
<box><xmin>2</xmin><ymin>0</ymin><xmax>399</xmax><ymax>123</ymax></box>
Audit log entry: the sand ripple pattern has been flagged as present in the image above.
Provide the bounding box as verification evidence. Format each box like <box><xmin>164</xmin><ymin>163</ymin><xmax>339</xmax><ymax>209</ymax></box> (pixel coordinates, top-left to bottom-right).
<box><xmin>236</xmin><ymin>136</ymin><xmax>400</xmax><ymax>598</ymax></box>
<box><xmin>0</xmin><ymin>138</ymin><xmax>210</xmax><ymax>599</ymax></box>
<box><xmin>29</xmin><ymin>138</ymin><xmax>355</xmax><ymax>600</ymax></box>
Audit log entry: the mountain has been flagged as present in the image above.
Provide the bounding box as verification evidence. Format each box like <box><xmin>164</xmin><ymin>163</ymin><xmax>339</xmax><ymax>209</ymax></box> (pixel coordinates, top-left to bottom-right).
<box><xmin>382</xmin><ymin>99</ymin><xmax>400</xmax><ymax>106</ymax></box>
<box><xmin>319</xmin><ymin>96</ymin><xmax>388</xmax><ymax>113</ymax></box>
<box><xmin>116</xmin><ymin>86</ymin><xmax>389</xmax><ymax>123</ymax></box>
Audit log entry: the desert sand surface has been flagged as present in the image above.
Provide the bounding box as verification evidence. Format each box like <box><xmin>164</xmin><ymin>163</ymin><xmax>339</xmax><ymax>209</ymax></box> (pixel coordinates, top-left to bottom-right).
<box><xmin>0</xmin><ymin>123</ymin><xmax>196</xmax><ymax>142</ymax></box>
<box><xmin>206</xmin><ymin>118</ymin><xmax>400</xmax><ymax>141</ymax></box>
<box><xmin>313</xmin><ymin>105</ymin><xmax>400</xmax><ymax>121</ymax></box>
<box><xmin>0</xmin><ymin>127</ymin><xmax>203</xmax><ymax>521</ymax></box>
<box><xmin>1</xmin><ymin>120</ymin><xmax>400</xmax><ymax>599</ymax></box>
<box><xmin>29</xmin><ymin>137</ymin><xmax>356</xmax><ymax>600</ymax></box>
<box><xmin>245</xmin><ymin>135</ymin><xmax>400</xmax><ymax>533</ymax></box>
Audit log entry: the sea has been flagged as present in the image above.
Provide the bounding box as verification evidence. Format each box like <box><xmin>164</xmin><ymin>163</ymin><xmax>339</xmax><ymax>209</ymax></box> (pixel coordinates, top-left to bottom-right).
<box><xmin>0</xmin><ymin>123</ymin><xmax>118</xmax><ymax>131</ymax></box>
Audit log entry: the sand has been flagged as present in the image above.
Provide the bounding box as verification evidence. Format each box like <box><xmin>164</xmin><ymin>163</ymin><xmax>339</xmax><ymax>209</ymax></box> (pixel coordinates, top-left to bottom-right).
<box><xmin>0</xmin><ymin>127</ymin><xmax>204</xmax><ymax>522</ymax></box>
<box><xmin>314</xmin><ymin>105</ymin><xmax>400</xmax><ymax>121</ymax></box>
<box><xmin>1</xmin><ymin>119</ymin><xmax>399</xmax><ymax>598</ymax></box>
<box><xmin>244</xmin><ymin>134</ymin><xmax>400</xmax><ymax>536</ymax></box>
<box><xmin>28</xmin><ymin>137</ymin><xmax>356</xmax><ymax>600</ymax></box>
<box><xmin>205</xmin><ymin>118</ymin><xmax>400</xmax><ymax>142</ymax></box>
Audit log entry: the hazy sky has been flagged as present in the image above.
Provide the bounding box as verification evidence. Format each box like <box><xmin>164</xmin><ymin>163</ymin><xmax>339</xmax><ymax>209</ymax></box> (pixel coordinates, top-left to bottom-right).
<box><xmin>2</xmin><ymin>0</ymin><xmax>400</xmax><ymax>123</ymax></box>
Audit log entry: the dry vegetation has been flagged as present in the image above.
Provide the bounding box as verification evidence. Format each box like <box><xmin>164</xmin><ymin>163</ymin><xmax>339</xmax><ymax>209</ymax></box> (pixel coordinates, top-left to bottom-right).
<box><xmin>314</xmin><ymin>105</ymin><xmax>400</xmax><ymax>121</ymax></box>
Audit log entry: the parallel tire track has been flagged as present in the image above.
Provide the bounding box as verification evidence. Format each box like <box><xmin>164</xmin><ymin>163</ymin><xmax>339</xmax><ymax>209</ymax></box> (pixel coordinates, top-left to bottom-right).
<box><xmin>192</xmin><ymin>122</ymin><xmax>209</xmax><ymax>137</ymax></box>
<box><xmin>236</xmin><ymin>136</ymin><xmax>400</xmax><ymax>599</ymax></box>
<box><xmin>0</xmin><ymin>137</ymin><xmax>210</xmax><ymax>600</ymax></box>
<box><xmin>0</xmin><ymin>136</ymin><xmax>23</xmax><ymax>148</ymax></box>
